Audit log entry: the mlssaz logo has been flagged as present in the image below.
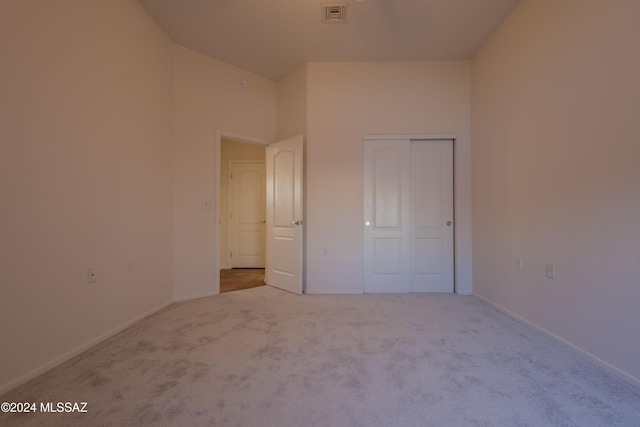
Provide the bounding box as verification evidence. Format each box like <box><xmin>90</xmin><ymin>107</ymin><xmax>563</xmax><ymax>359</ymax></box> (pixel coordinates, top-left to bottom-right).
<box><xmin>40</xmin><ymin>402</ymin><xmax>88</xmax><ymax>413</ymax></box>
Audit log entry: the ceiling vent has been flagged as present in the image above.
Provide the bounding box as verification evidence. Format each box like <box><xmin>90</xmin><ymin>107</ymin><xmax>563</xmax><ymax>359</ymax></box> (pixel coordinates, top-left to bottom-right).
<box><xmin>322</xmin><ymin>4</ymin><xmax>348</xmax><ymax>23</ymax></box>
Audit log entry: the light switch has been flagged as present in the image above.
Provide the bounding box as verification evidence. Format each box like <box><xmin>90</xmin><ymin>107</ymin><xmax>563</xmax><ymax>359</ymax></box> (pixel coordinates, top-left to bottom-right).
<box><xmin>546</xmin><ymin>263</ymin><xmax>556</xmax><ymax>279</ymax></box>
<box><xmin>515</xmin><ymin>257</ymin><xmax>523</xmax><ymax>271</ymax></box>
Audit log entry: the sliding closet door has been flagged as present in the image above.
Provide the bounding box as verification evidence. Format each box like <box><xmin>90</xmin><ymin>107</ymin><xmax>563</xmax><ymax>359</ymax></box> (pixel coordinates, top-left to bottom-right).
<box><xmin>364</xmin><ymin>140</ymin><xmax>411</xmax><ymax>293</ymax></box>
<box><xmin>364</xmin><ymin>139</ymin><xmax>454</xmax><ymax>293</ymax></box>
<box><xmin>411</xmin><ymin>140</ymin><xmax>454</xmax><ymax>292</ymax></box>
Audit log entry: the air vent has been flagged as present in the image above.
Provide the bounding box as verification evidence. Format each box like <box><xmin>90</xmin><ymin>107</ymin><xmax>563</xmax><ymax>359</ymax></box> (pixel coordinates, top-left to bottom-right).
<box><xmin>322</xmin><ymin>4</ymin><xmax>348</xmax><ymax>23</ymax></box>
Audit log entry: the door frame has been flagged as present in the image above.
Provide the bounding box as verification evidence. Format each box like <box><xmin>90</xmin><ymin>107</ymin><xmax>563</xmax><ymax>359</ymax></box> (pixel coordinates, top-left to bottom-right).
<box><xmin>363</xmin><ymin>133</ymin><xmax>460</xmax><ymax>293</ymax></box>
<box><xmin>215</xmin><ymin>131</ymin><xmax>269</xmax><ymax>294</ymax></box>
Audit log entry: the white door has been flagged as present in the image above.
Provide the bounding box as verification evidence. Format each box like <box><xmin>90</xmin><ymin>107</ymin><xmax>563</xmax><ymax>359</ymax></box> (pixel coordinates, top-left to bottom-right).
<box><xmin>410</xmin><ymin>140</ymin><xmax>454</xmax><ymax>292</ymax></box>
<box><xmin>364</xmin><ymin>139</ymin><xmax>453</xmax><ymax>293</ymax></box>
<box><xmin>265</xmin><ymin>135</ymin><xmax>304</xmax><ymax>294</ymax></box>
<box><xmin>228</xmin><ymin>161</ymin><xmax>265</xmax><ymax>268</ymax></box>
<box><xmin>363</xmin><ymin>140</ymin><xmax>412</xmax><ymax>292</ymax></box>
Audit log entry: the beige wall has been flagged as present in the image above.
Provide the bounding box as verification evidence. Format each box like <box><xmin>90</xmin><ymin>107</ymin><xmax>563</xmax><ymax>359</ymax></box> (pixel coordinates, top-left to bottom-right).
<box><xmin>0</xmin><ymin>0</ymin><xmax>174</xmax><ymax>393</ymax></box>
<box><xmin>305</xmin><ymin>61</ymin><xmax>472</xmax><ymax>294</ymax></box>
<box><xmin>276</xmin><ymin>64</ymin><xmax>307</xmax><ymax>141</ymax></box>
<box><xmin>172</xmin><ymin>45</ymin><xmax>276</xmax><ymax>301</ymax></box>
<box><xmin>472</xmin><ymin>0</ymin><xmax>640</xmax><ymax>382</ymax></box>
<box><xmin>220</xmin><ymin>139</ymin><xmax>266</xmax><ymax>269</ymax></box>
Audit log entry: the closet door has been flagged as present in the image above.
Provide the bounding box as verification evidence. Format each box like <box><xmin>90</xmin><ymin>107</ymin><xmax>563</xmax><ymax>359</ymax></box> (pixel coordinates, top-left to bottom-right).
<box><xmin>411</xmin><ymin>140</ymin><xmax>454</xmax><ymax>292</ymax></box>
<box><xmin>364</xmin><ymin>139</ymin><xmax>454</xmax><ymax>293</ymax></box>
<box><xmin>364</xmin><ymin>140</ymin><xmax>411</xmax><ymax>293</ymax></box>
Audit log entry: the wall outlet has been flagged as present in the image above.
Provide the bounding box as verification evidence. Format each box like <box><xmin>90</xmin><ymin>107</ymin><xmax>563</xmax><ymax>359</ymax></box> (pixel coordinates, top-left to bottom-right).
<box><xmin>515</xmin><ymin>257</ymin><xmax>523</xmax><ymax>271</ymax></box>
<box><xmin>126</xmin><ymin>258</ymin><xmax>133</xmax><ymax>273</ymax></box>
<box><xmin>88</xmin><ymin>267</ymin><xmax>97</xmax><ymax>284</ymax></box>
<box><xmin>323</xmin><ymin>248</ymin><xmax>328</xmax><ymax>255</ymax></box>
<box><xmin>546</xmin><ymin>263</ymin><xmax>556</xmax><ymax>279</ymax></box>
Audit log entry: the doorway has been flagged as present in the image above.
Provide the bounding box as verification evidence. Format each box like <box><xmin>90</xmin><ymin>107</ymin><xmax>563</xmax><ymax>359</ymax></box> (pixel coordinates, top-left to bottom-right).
<box><xmin>215</xmin><ymin>132</ymin><xmax>305</xmax><ymax>295</ymax></box>
<box><xmin>219</xmin><ymin>138</ymin><xmax>266</xmax><ymax>269</ymax></box>
<box><xmin>219</xmin><ymin>137</ymin><xmax>266</xmax><ymax>292</ymax></box>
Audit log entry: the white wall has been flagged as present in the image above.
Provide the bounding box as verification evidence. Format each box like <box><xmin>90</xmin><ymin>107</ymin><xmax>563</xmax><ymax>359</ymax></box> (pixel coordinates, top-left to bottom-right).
<box><xmin>219</xmin><ymin>139</ymin><xmax>266</xmax><ymax>269</ymax></box>
<box><xmin>305</xmin><ymin>62</ymin><xmax>472</xmax><ymax>294</ymax></box>
<box><xmin>472</xmin><ymin>0</ymin><xmax>640</xmax><ymax>382</ymax></box>
<box><xmin>0</xmin><ymin>0</ymin><xmax>174</xmax><ymax>393</ymax></box>
<box><xmin>172</xmin><ymin>45</ymin><xmax>276</xmax><ymax>300</ymax></box>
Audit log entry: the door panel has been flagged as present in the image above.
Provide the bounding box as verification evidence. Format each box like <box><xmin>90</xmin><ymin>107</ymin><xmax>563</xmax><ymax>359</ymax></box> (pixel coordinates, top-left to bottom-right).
<box><xmin>373</xmin><ymin>147</ymin><xmax>403</xmax><ymax>228</ymax></box>
<box><xmin>414</xmin><ymin>148</ymin><xmax>443</xmax><ymax>228</ymax></box>
<box><xmin>415</xmin><ymin>238</ymin><xmax>443</xmax><ymax>275</ymax></box>
<box><xmin>229</xmin><ymin>161</ymin><xmax>265</xmax><ymax>268</ymax></box>
<box><xmin>273</xmin><ymin>236</ymin><xmax>295</xmax><ymax>274</ymax></box>
<box><xmin>274</xmin><ymin>150</ymin><xmax>295</xmax><ymax>227</ymax></box>
<box><xmin>266</xmin><ymin>135</ymin><xmax>303</xmax><ymax>294</ymax></box>
<box><xmin>373</xmin><ymin>238</ymin><xmax>404</xmax><ymax>275</ymax></box>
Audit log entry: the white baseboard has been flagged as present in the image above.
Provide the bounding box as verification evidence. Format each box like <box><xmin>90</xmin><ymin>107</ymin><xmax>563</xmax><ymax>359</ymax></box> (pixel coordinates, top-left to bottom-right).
<box><xmin>0</xmin><ymin>298</ymin><xmax>174</xmax><ymax>396</ymax></box>
<box><xmin>306</xmin><ymin>289</ymin><xmax>363</xmax><ymax>295</ymax></box>
<box><xmin>473</xmin><ymin>292</ymin><xmax>640</xmax><ymax>388</ymax></box>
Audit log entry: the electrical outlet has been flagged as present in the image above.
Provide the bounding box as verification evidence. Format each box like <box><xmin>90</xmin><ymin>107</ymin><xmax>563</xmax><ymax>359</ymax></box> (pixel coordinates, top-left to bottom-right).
<box><xmin>126</xmin><ymin>258</ymin><xmax>133</xmax><ymax>273</ymax></box>
<box><xmin>88</xmin><ymin>267</ymin><xmax>97</xmax><ymax>284</ymax></box>
<box><xmin>323</xmin><ymin>248</ymin><xmax>328</xmax><ymax>255</ymax></box>
<box><xmin>515</xmin><ymin>257</ymin><xmax>523</xmax><ymax>271</ymax></box>
<box><xmin>546</xmin><ymin>263</ymin><xmax>556</xmax><ymax>279</ymax></box>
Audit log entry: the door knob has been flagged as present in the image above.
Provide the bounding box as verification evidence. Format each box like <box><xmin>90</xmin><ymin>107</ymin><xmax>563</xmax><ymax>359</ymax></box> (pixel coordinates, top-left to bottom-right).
<box><xmin>447</xmin><ymin>221</ymin><xmax>452</xmax><ymax>226</ymax></box>
<box><xmin>291</xmin><ymin>219</ymin><xmax>302</xmax><ymax>225</ymax></box>
<box><xmin>259</xmin><ymin>220</ymin><xmax>266</xmax><ymax>223</ymax></box>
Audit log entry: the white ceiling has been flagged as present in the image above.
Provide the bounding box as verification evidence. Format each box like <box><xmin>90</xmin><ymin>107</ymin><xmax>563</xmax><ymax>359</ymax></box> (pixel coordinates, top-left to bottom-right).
<box><xmin>137</xmin><ymin>0</ymin><xmax>521</xmax><ymax>80</ymax></box>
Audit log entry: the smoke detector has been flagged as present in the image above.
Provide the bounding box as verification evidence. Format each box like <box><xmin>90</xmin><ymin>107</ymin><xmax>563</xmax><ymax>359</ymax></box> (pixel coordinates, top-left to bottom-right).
<box><xmin>322</xmin><ymin>4</ymin><xmax>348</xmax><ymax>23</ymax></box>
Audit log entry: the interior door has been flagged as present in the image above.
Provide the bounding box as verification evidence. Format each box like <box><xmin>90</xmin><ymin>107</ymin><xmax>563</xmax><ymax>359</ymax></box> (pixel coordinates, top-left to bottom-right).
<box><xmin>411</xmin><ymin>140</ymin><xmax>454</xmax><ymax>292</ymax></box>
<box><xmin>364</xmin><ymin>139</ymin><xmax>454</xmax><ymax>293</ymax></box>
<box><xmin>228</xmin><ymin>161</ymin><xmax>265</xmax><ymax>268</ymax></box>
<box><xmin>265</xmin><ymin>135</ymin><xmax>304</xmax><ymax>294</ymax></box>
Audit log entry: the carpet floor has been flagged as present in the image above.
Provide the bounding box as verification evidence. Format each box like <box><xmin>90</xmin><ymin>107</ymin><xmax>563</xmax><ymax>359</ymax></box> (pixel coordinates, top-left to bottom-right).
<box><xmin>1</xmin><ymin>286</ymin><xmax>639</xmax><ymax>426</ymax></box>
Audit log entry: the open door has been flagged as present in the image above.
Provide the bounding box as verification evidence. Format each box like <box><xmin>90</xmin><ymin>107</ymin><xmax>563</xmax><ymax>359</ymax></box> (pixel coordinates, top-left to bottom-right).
<box><xmin>265</xmin><ymin>135</ymin><xmax>304</xmax><ymax>294</ymax></box>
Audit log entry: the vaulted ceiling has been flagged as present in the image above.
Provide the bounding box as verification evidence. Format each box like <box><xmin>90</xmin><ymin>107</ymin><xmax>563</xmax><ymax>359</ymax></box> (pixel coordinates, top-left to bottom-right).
<box><xmin>138</xmin><ymin>0</ymin><xmax>521</xmax><ymax>80</ymax></box>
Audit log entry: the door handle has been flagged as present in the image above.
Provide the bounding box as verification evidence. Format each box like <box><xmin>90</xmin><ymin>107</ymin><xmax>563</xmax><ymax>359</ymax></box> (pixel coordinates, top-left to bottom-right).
<box><xmin>291</xmin><ymin>219</ymin><xmax>302</xmax><ymax>225</ymax></box>
<box><xmin>447</xmin><ymin>221</ymin><xmax>452</xmax><ymax>226</ymax></box>
<box><xmin>259</xmin><ymin>220</ymin><xmax>266</xmax><ymax>223</ymax></box>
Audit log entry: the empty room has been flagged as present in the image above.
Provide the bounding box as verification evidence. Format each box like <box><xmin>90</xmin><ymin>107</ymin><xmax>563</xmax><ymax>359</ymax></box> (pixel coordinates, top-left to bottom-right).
<box><xmin>1</xmin><ymin>0</ymin><xmax>639</xmax><ymax>426</ymax></box>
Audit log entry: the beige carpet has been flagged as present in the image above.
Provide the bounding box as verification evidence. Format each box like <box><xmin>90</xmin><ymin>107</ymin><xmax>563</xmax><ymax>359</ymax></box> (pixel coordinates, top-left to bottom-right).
<box><xmin>1</xmin><ymin>286</ymin><xmax>639</xmax><ymax>426</ymax></box>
